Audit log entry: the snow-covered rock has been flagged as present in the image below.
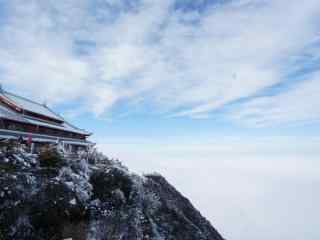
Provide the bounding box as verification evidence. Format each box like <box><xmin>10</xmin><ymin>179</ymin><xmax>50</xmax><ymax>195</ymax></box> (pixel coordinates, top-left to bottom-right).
<box><xmin>0</xmin><ymin>145</ymin><xmax>224</xmax><ymax>240</ymax></box>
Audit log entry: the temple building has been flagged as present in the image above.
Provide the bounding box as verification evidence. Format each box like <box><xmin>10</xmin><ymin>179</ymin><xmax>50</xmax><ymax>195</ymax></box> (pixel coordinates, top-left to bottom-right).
<box><xmin>0</xmin><ymin>86</ymin><xmax>93</xmax><ymax>153</ymax></box>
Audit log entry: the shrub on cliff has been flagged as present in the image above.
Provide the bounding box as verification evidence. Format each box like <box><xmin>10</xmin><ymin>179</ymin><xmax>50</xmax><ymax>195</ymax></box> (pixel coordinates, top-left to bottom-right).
<box><xmin>29</xmin><ymin>181</ymin><xmax>87</xmax><ymax>239</ymax></box>
<box><xmin>90</xmin><ymin>168</ymin><xmax>132</xmax><ymax>207</ymax></box>
<box><xmin>38</xmin><ymin>146</ymin><xmax>65</xmax><ymax>169</ymax></box>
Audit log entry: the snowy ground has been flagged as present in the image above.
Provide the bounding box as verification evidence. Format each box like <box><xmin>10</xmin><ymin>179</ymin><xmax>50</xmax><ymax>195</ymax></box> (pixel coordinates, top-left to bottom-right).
<box><xmin>0</xmin><ymin>145</ymin><xmax>224</xmax><ymax>240</ymax></box>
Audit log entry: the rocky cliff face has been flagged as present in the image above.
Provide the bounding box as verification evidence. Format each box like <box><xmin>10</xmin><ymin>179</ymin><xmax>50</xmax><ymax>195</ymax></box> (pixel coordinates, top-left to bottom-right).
<box><xmin>0</xmin><ymin>144</ymin><xmax>224</xmax><ymax>240</ymax></box>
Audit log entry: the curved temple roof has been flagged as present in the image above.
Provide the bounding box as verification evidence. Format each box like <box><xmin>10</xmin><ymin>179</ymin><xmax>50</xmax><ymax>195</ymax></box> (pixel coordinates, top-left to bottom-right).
<box><xmin>0</xmin><ymin>91</ymin><xmax>64</xmax><ymax>122</ymax></box>
<box><xmin>0</xmin><ymin>91</ymin><xmax>91</xmax><ymax>136</ymax></box>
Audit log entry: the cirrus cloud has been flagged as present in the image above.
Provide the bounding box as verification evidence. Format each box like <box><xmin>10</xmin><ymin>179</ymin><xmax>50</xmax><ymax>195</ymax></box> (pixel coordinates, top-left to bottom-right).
<box><xmin>0</xmin><ymin>0</ymin><xmax>320</xmax><ymax>125</ymax></box>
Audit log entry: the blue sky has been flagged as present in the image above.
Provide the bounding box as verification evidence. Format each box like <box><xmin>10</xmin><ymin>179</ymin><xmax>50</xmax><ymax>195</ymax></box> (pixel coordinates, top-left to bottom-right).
<box><xmin>1</xmin><ymin>0</ymin><xmax>320</xmax><ymax>239</ymax></box>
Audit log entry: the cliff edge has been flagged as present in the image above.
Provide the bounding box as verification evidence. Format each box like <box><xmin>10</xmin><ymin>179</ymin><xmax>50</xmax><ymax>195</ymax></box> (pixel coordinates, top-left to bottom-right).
<box><xmin>0</xmin><ymin>144</ymin><xmax>224</xmax><ymax>240</ymax></box>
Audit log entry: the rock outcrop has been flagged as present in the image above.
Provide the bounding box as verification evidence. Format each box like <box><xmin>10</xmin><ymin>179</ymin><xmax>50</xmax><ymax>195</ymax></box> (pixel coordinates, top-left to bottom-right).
<box><xmin>0</xmin><ymin>144</ymin><xmax>224</xmax><ymax>240</ymax></box>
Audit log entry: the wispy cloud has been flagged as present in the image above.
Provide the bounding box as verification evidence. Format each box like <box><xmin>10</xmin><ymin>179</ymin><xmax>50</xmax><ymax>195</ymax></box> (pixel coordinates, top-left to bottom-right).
<box><xmin>1</xmin><ymin>0</ymin><xmax>320</xmax><ymax>125</ymax></box>
<box><xmin>228</xmin><ymin>71</ymin><xmax>320</xmax><ymax>126</ymax></box>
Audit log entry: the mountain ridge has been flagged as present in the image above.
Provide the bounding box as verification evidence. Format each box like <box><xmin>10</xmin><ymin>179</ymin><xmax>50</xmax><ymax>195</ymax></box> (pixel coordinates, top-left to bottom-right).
<box><xmin>0</xmin><ymin>143</ymin><xmax>224</xmax><ymax>240</ymax></box>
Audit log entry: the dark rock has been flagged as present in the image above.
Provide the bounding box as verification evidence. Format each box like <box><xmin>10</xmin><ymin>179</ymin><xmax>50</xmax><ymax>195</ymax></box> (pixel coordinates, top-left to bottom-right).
<box><xmin>0</xmin><ymin>146</ymin><xmax>224</xmax><ymax>240</ymax></box>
